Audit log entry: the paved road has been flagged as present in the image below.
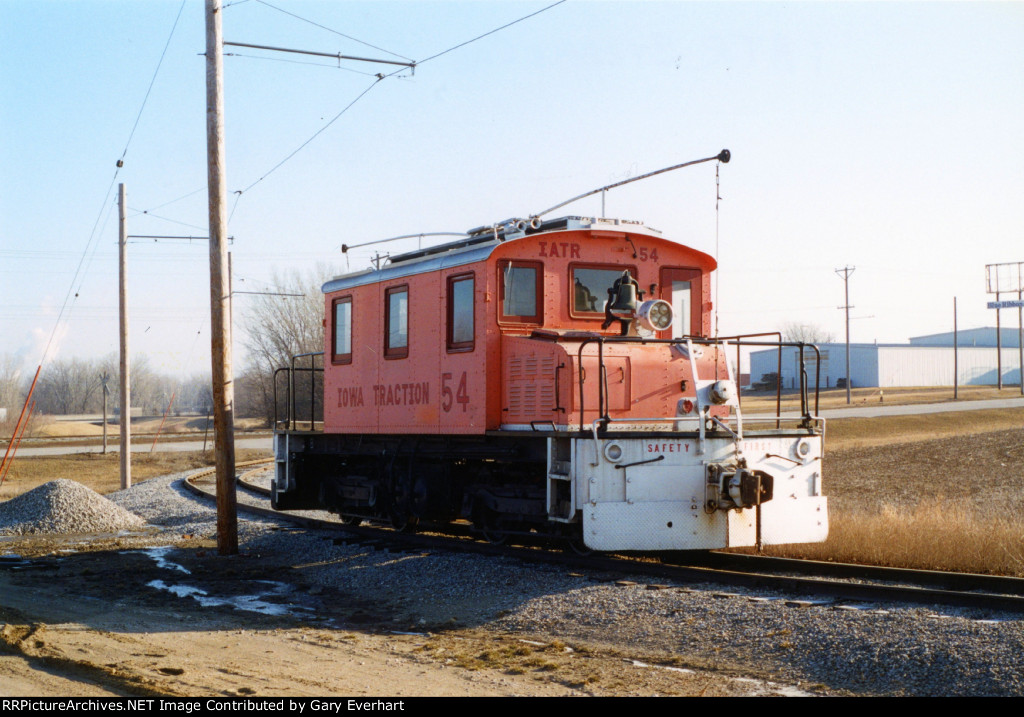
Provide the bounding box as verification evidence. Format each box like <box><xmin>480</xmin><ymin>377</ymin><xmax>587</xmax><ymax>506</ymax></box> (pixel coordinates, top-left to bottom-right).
<box><xmin>808</xmin><ymin>396</ymin><xmax>1024</xmax><ymax>419</ymax></box>
<box><xmin>11</xmin><ymin>397</ymin><xmax>1024</xmax><ymax>457</ymax></box>
<box><xmin>14</xmin><ymin>436</ymin><xmax>272</xmax><ymax>458</ymax></box>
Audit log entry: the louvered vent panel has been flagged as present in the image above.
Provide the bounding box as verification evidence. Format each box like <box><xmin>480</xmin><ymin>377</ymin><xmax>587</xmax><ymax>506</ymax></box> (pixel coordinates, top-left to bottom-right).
<box><xmin>504</xmin><ymin>350</ymin><xmax>558</xmax><ymax>423</ymax></box>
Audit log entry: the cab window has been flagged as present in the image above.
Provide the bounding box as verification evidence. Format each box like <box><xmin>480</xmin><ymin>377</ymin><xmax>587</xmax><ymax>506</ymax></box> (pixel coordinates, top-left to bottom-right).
<box><xmin>571</xmin><ymin>265</ymin><xmax>638</xmax><ymax>317</ymax></box>
<box><xmin>499</xmin><ymin>260</ymin><xmax>542</xmax><ymax>323</ymax></box>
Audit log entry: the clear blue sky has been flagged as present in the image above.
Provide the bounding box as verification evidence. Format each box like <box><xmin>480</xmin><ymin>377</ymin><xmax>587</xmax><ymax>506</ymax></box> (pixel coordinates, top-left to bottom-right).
<box><xmin>2</xmin><ymin>1</ymin><xmax>1022</xmax><ymax>378</ymax></box>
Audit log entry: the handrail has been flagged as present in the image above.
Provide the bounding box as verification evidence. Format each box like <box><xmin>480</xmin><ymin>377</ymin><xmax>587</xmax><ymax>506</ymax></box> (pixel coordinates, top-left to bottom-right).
<box><xmin>572</xmin><ymin>334</ymin><xmax>822</xmax><ymax>433</ymax></box>
<box><xmin>274</xmin><ymin>352</ymin><xmax>325</xmax><ymax>431</ymax></box>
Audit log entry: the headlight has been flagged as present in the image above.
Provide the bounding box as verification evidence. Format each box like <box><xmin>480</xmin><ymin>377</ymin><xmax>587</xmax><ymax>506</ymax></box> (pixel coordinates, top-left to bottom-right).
<box><xmin>637</xmin><ymin>299</ymin><xmax>674</xmax><ymax>332</ymax></box>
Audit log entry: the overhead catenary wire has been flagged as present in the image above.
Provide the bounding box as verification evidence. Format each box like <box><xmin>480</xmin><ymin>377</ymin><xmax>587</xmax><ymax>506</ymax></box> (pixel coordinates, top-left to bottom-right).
<box><xmin>416</xmin><ymin>0</ymin><xmax>567</xmax><ymax>67</ymax></box>
<box><xmin>224</xmin><ymin>50</ymin><xmax>383</xmax><ymax>76</ymax></box>
<box><xmin>36</xmin><ymin>1</ymin><xmax>190</xmax><ymax>369</ymax></box>
<box><xmin>127</xmin><ymin>209</ymin><xmax>209</xmax><ymax>232</ymax></box>
<box><xmin>118</xmin><ymin>0</ymin><xmax>188</xmax><ymax>167</ymax></box>
<box><xmin>252</xmin><ymin>0</ymin><xmax>414</xmax><ymax>62</ymax></box>
<box><xmin>227</xmin><ymin>1</ymin><xmax>568</xmax><ymax>219</ymax></box>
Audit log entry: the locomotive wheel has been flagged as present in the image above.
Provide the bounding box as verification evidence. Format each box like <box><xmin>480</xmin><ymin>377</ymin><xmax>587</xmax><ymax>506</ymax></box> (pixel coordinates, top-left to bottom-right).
<box><xmin>562</xmin><ymin>527</ymin><xmax>593</xmax><ymax>555</ymax></box>
<box><xmin>566</xmin><ymin>538</ymin><xmax>593</xmax><ymax>556</ymax></box>
<box><xmin>481</xmin><ymin>528</ymin><xmax>507</xmax><ymax>545</ymax></box>
<box><xmin>472</xmin><ymin>503</ymin><xmax>506</xmax><ymax>544</ymax></box>
<box><xmin>389</xmin><ymin>511</ymin><xmax>419</xmax><ymax>533</ymax></box>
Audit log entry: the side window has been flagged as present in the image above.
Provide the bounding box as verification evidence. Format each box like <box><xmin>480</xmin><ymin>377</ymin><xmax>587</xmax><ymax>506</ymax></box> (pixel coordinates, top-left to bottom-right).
<box><xmin>447</xmin><ymin>273</ymin><xmax>475</xmax><ymax>352</ymax></box>
<box><xmin>571</xmin><ymin>265</ymin><xmax>638</xmax><ymax>317</ymax></box>
<box><xmin>385</xmin><ymin>285</ymin><xmax>408</xmax><ymax>359</ymax></box>
<box><xmin>332</xmin><ymin>296</ymin><xmax>352</xmax><ymax>364</ymax></box>
<box><xmin>499</xmin><ymin>260</ymin><xmax>543</xmax><ymax>323</ymax></box>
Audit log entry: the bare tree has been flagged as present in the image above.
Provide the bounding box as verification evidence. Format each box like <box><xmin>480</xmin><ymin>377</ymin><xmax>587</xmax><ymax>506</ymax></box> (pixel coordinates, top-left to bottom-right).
<box><xmin>240</xmin><ymin>267</ymin><xmax>331</xmax><ymax>422</ymax></box>
<box><xmin>175</xmin><ymin>372</ymin><xmax>213</xmax><ymax>415</ymax></box>
<box><xmin>780</xmin><ymin>322</ymin><xmax>836</xmax><ymax>345</ymax></box>
<box><xmin>0</xmin><ymin>354</ymin><xmax>24</xmax><ymax>431</ymax></box>
<box><xmin>33</xmin><ymin>357</ymin><xmax>103</xmax><ymax>415</ymax></box>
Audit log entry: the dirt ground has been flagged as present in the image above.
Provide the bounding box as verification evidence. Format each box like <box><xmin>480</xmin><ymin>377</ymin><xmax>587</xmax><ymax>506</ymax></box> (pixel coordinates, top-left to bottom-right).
<box><xmin>2</xmin><ymin>398</ymin><xmax>1023</xmax><ymax>697</ymax></box>
<box><xmin>0</xmin><ymin>532</ymin><xmax>800</xmax><ymax>697</ymax></box>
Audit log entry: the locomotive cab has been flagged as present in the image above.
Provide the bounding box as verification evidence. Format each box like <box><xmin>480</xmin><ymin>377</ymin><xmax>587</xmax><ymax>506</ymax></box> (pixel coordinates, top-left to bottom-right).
<box><xmin>272</xmin><ymin>216</ymin><xmax>828</xmax><ymax>551</ymax></box>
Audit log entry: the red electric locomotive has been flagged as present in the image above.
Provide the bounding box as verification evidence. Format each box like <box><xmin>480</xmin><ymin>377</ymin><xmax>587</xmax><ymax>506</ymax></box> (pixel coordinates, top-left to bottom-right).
<box><xmin>272</xmin><ymin>157</ymin><xmax>828</xmax><ymax>551</ymax></box>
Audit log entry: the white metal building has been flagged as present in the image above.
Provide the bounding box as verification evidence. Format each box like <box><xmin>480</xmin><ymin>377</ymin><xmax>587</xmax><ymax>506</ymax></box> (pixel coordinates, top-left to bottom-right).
<box><xmin>749</xmin><ymin>328</ymin><xmax>1023</xmax><ymax>389</ymax></box>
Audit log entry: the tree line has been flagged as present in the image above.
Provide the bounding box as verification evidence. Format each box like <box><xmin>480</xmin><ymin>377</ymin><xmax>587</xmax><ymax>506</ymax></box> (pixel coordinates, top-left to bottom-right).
<box><xmin>0</xmin><ymin>353</ymin><xmax>214</xmax><ymax>422</ymax></box>
<box><xmin>1</xmin><ymin>268</ymin><xmax>328</xmax><ymax>435</ymax></box>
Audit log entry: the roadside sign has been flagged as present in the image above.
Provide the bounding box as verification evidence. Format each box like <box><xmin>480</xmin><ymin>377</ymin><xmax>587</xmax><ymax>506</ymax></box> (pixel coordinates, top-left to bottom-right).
<box><xmin>987</xmin><ymin>300</ymin><xmax>1024</xmax><ymax>309</ymax></box>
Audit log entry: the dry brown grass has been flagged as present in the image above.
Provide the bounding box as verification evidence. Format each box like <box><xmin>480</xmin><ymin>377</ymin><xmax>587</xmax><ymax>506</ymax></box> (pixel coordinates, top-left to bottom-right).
<box><xmin>768</xmin><ymin>498</ymin><xmax>1024</xmax><ymax>576</ymax></box>
<box><xmin>758</xmin><ymin>405</ymin><xmax>1024</xmax><ymax>576</ymax></box>
<box><xmin>19</xmin><ymin>415</ymin><xmax>269</xmax><ymax>439</ymax></box>
<box><xmin>826</xmin><ymin>407</ymin><xmax>1024</xmax><ymax>450</ymax></box>
<box><xmin>0</xmin><ymin>448</ymin><xmax>271</xmax><ymax>501</ymax></box>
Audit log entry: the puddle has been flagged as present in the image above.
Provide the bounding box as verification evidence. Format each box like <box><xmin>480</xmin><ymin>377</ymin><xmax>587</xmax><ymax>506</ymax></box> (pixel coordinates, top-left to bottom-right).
<box><xmin>128</xmin><ymin>546</ymin><xmax>191</xmax><ymax>574</ymax></box>
<box><xmin>732</xmin><ymin>676</ymin><xmax>816</xmax><ymax>697</ymax></box>
<box><xmin>147</xmin><ymin>578</ymin><xmax>312</xmax><ymax>617</ymax></box>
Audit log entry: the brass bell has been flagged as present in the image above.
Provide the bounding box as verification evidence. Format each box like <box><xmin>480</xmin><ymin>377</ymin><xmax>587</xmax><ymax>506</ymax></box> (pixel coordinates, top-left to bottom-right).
<box><xmin>608</xmin><ymin>271</ymin><xmax>639</xmax><ymax>314</ymax></box>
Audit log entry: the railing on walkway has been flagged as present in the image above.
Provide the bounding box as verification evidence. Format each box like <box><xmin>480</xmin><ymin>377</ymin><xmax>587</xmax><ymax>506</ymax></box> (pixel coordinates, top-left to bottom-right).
<box><xmin>273</xmin><ymin>351</ymin><xmax>324</xmax><ymax>432</ymax></box>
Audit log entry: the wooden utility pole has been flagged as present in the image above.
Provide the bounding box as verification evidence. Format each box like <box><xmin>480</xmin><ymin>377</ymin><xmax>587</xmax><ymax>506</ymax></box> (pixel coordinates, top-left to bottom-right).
<box><xmin>101</xmin><ymin>372</ymin><xmax>110</xmax><ymax>453</ymax></box>
<box><xmin>206</xmin><ymin>0</ymin><xmax>237</xmax><ymax>555</ymax></box>
<box><xmin>835</xmin><ymin>266</ymin><xmax>855</xmax><ymax>405</ymax></box>
<box><xmin>996</xmin><ymin>291</ymin><xmax>1002</xmax><ymax>389</ymax></box>
<box><xmin>953</xmin><ymin>297</ymin><xmax>959</xmax><ymax>400</ymax></box>
<box><xmin>118</xmin><ymin>183</ymin><xmax>132</xmax><ymax>489</ymax></box>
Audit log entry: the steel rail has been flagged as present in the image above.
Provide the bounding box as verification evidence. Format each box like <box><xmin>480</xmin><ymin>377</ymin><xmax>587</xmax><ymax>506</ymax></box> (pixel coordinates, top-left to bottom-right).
<box><xmin>185</xmin><ymin>464</ymin><xmax>1024</xmax><ymax>615</ymax></box>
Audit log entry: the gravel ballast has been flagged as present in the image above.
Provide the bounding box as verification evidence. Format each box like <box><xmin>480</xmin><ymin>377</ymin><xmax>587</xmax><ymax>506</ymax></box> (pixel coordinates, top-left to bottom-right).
<box><xmin>0</xmin><ymin>478</ymin><xmax>146</xmax><ymax>535</ymax></box>
<box><xmin>19</xmin><ymin>471</ymin><xmax>1011</xmax><ymax>696</ymax></box>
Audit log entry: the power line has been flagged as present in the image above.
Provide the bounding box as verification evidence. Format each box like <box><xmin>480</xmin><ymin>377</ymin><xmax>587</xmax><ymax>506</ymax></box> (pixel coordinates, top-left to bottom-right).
<box><xmin>252</xmin><ymin>0</ymin><xmax>414</xmax><ymax>62</ymax></box>
<box><xmin>224</xmin><ymin>51</ymin><xmax>382</xmax><ymax>76</ymax></box>
<box><xmin>417</xmin><ymin>0</ymin><xmax>567</xmax><ymax>67</ymax></box>
<box><xmin>118</xmin><ymin>0</ymin><xmax>188</xmax><ymax>165</ymax></box>
<box><xmin>226</xmin><ymin>1</ymin><xmax>568</xmax><ymax>221</ymax></box>
<box><xmin>126</xmin><ymin>207</ymin><xmax>209</xmax><ymax>232</ymax></box>
<box><xmin>35</xmin><ymin>2</ymin><xmax>189</xmax><ymax>369</ymax></box>
<box><xmin>234</xmin><ymin>75</ymin><xmax>384</xmax><ymax>198</ymax></box>
<box><xmin>134</xmin><ymin>186</ymin><xmax>208</xmax><ymax>214</ymax></box>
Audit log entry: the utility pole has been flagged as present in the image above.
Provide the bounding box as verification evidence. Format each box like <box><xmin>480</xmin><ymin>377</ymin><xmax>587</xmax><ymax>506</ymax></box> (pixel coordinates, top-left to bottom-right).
<box><xmin>953</xmin><ymin>297</ymin><xmax>959</xmax><ymax>400</ymax></box>
<box><xmin>996</xmin><ymin>289</ymin><xmax>1002</xmax><ymax>389</ymax></box>
<box><xmin>118</xmin><ymin>183</ymin><xmax>132</xmax><ymax>488</ymax></box>
<box><xmin>835</xmin><ymin>266</ymin><xmax>855</xmax><ymax>405</ymax></box>
<box><xmin>206</xmin><ymin>0</ymin><xmax>237</xmax><ymax>555</ymax></box>
<box><xmin>101</xmin><ymin>372</ymin><xmax>110</xmax><ymax>453</ymax></box>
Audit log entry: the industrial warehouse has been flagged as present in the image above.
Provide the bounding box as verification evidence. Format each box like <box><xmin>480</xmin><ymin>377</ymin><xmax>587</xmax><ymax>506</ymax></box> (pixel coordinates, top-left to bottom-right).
<box><xmin>749</xmin><ymin>327</ymin><xmax>1024</xmax><ymax>390</ymax></box>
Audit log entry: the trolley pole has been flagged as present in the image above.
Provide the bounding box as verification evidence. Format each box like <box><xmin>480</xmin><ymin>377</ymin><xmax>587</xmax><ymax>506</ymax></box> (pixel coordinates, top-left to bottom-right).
<box><xmin>835</xmin><ymin>266</ymin><xmax>855</xmax><ymax>405</ymax></box>
<box><xmin>206</xmin><ymin>0</ymin><xmax>237</xmax><ymax>555</ymax></box>
<box><xmin>118</xmin><ymin>183</ymin><xmax>132</xmax><ymax>489</ymax></box>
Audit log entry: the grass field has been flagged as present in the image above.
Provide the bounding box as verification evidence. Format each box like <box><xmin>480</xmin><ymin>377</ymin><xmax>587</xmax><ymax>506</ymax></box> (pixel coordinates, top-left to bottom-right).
<box><xmin>761</xmin><ymin>406</ymin><xmax>1024</xmax><ymax>576</ymax></box>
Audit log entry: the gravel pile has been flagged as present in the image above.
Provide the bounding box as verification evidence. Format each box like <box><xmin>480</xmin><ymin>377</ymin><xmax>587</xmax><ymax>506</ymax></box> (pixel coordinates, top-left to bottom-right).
<box><xmin>94</xmin><ymin>470</ymin><xmax>1024</xmax><ymax>695</ymax></box>
<box><xmin>0</xmin><ymin>479</ymin><xmax>146</xmax><ymax>535</ymax></box>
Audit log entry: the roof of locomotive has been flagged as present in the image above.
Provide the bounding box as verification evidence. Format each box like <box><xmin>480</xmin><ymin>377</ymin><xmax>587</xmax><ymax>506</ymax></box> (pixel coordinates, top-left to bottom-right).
<box><xmin>323</xmin><ymin>215</ymin><xmax>702</xmax><ymax>294</ymax></box>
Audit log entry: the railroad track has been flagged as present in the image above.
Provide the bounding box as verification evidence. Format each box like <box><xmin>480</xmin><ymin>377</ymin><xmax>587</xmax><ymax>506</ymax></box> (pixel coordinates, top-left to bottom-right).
<box><xmin>183</xmin><ymin>462</ymin><xmax>1024</xmax><ymax>615</ymax></box>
